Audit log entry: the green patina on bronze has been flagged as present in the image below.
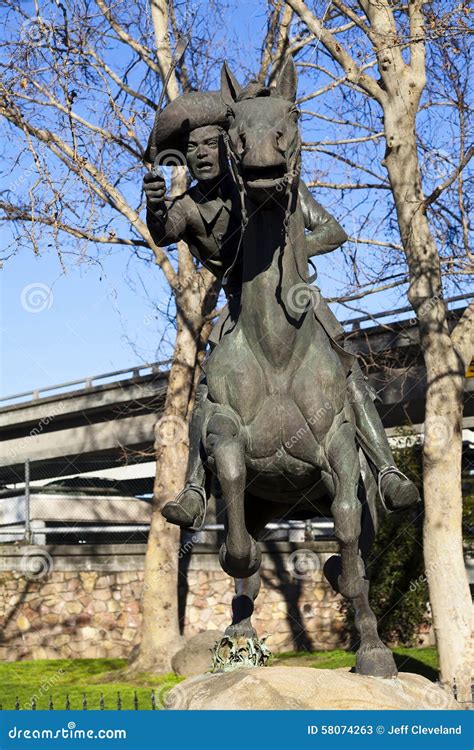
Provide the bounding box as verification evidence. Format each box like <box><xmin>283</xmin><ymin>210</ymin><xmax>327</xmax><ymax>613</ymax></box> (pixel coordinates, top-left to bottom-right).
<box><xmin>144</xmin><ymin>57</ymin><xmax>420</xmax><ymax>677</ymax></box>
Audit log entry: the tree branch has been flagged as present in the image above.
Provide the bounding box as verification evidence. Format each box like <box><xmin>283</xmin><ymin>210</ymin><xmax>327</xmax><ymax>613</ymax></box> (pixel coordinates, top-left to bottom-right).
<box><xmin>452</xmin><ymin>299</ymin><xmax>474</xmax><ymax>371</ymax></box>
<box><xmin>285</xmin><ymin>0</ymin><xmax>385</xmax><ymax>103</ymax></box>
<box><xmin>0</xmin><ymin>201</ymin><xmax>149</xmax><ymax>247</ymax></box>
<box><xmin>423</xmin><ymin>146</ymin><xmax>474</xmax><ymax>209</ymax></box>
<box><xmin>95</xmin><ymin>0</ymin><xmax>162</xmax><ymax>75</ymax></box>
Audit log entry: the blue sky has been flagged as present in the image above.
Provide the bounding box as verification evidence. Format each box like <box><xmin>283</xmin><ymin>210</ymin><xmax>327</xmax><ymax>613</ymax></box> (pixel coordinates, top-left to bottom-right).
<box><xmin>1</xmin><ymin>0</ymin><xmax>468</xmax><ymax>398</ymax></box>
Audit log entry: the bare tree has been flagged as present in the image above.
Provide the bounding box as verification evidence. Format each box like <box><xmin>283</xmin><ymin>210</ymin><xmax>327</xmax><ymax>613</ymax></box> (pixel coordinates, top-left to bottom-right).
<box><xmin>2</xmin><ymin>0</ymin><xmax>472</xmax><ymax>688</ymax></box>
<box><xmin>0</xmin><ymin>0</ymin><xmax>221</xmax><ymax>672</ymax></box>
<box><xmin>283</xmin><ymin>0</ymin><xmax>473</xmax><ymax>701</ymax></box>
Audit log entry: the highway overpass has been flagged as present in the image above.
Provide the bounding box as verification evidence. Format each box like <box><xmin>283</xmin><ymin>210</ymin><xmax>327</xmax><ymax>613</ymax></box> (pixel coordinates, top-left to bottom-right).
<box><xmin>1</xmin><ymin>306</ymin><xmax>472</xmax><ymax>488</ymax></box>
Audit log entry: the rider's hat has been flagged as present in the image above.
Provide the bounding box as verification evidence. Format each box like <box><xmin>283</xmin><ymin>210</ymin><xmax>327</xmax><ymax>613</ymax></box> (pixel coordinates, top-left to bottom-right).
<box><xmin>144</xmin><ymin>91</ymin><xmax>229</xmax><ymax>164</ymax></box>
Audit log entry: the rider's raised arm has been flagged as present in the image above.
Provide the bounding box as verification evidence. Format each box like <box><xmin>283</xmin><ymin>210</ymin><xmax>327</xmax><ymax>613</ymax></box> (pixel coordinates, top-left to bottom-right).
<box><xmin>298</xmin><ymin>180</ymin><xmax>348</xmax><ymax>258</ymax></box>
<box><xmin>146</xmin><ymin>194</ymin><xmax>188</xmax><ymax>248</ymax></box>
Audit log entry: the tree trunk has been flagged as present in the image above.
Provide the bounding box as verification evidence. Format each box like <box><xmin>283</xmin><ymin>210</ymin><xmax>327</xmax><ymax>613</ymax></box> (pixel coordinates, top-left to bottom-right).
<box><xmin>383</xmin><ymin>112</ymin><xmax>472</xmax><ymax>702</ymax></box>
<box><xmin>130</xmin><ymin>269</ymin><xmax>218</xmax><ymax>673</ymax></box>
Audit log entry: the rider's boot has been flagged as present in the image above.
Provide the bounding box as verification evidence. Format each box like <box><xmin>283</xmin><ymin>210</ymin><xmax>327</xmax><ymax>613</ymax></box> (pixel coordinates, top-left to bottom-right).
<box><xmin>161</xmin><ymin>382</ymin><xmax>208</xmax><ymax>530</ymax></box>
<box><xmin>347</xmin><ymin>365</ymin><xmax>420</xmax><ymax>512</ymax></box>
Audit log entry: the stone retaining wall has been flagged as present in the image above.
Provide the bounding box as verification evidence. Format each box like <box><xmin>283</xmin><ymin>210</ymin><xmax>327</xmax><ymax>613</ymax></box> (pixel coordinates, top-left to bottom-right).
<box><xmin>0</xmin><ymin>542</ymin><xmax>432</xmax><ymax>661</ymax></box>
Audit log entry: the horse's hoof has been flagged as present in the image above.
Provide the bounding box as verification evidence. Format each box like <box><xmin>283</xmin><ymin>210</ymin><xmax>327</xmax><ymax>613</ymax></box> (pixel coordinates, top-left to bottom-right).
<box><xmin>225</xmin><ymin>622</ymin><xmax>257</xmax><ymax>640</ymax></box>
<box><xmin>219</xmin><ymin>538</ymin><xmax>261</xmax><ymax>578</ymax></box>
<box><xmin>356</xmin><ymin>644</ymin><xmax>398</xmax><ymax>679</ymax></box>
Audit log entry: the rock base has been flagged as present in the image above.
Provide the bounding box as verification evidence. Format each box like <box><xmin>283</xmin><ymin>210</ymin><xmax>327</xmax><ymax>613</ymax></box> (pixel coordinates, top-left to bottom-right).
<box><xmin>171</xmin><ymin>630</ymin><xmax>223</xmax><ymax>677</ymax></box>
<box><xmin>166</xmin><ymin>666</ymin><xmax>459</xmax><ymax>710</ymax></box>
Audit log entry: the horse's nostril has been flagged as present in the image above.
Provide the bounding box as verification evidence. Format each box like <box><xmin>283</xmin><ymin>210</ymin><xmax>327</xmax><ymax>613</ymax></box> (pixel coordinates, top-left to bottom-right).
<box><xmin>275</xmin><ymin>130</ymin><xmax>286</xmax><ymax>148</ymax></box>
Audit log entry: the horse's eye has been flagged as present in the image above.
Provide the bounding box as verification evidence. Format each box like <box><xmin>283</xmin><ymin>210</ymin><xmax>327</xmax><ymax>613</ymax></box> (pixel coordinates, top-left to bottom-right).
<box><xmin>289</xmin><ymin>108</ymin><xmax>299</xmax><ymax>123</ymax></box>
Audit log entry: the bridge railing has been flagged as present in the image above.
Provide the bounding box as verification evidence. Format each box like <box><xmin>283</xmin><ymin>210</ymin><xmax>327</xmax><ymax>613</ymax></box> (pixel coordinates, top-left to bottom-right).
<box><xmin>0</xmin><ymin>360</ymin><xmax>172</xmax><ymax>407</ymax></box>
<box><xmin>2</xmin><ymin>293</ymin><xmax>472</xmax><ymax>408</ymax></box>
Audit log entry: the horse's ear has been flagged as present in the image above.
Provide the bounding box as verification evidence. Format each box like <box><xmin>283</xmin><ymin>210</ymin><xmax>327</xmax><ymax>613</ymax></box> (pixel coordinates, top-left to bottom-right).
<box><xmin>221</xmin><ymin>62</ymin><xmax>241</xmax><ymax>105</ymax></box>
<box><xmin>275</xmin><ymin>56</ymin><xmax>297</xmax><ymax>102</ymax></box>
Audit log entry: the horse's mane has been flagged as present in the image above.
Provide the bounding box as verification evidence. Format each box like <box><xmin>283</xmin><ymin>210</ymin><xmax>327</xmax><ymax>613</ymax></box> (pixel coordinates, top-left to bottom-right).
<box><xmin>235</xmin><ymin>81</ymin><xmax>273</xmax><ymax>102</ymax></box>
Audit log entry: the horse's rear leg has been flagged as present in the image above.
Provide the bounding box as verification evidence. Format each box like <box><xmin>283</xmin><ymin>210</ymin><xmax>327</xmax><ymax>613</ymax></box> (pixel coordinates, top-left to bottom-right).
<box><xmin>206</xmin><ymin>411</ymin><xmax>261</xmax><ymax>579</ymax></box>
<box><xmin>326</xmin><ymin>421</ymin><xmax>397</xmax><ymax>679</ymax></box>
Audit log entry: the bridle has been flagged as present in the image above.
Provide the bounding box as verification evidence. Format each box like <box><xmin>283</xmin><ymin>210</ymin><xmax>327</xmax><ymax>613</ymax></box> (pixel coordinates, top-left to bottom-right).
<box><xmin>221</xmin><ymin>106</ymin><xmax>315</xmax><ymax>290</ymax></box>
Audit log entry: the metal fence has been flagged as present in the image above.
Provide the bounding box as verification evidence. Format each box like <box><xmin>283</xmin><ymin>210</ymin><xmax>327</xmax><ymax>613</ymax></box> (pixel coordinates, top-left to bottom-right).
<box><xmin>1</xmin><ymin>691</ymin><xmax>160</xmax><ymax>711</ymax></box>
<box><xmin>0</xmin><ymin>459</ymin><xmax>336</xmax><ymax>546</ymax></box>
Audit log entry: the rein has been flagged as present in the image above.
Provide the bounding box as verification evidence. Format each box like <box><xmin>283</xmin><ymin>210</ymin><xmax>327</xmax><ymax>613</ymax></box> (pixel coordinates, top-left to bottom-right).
<box><xmin>221</xmin><ymin>124</ymin><xmax>316</xmax><ymax>291</ymax></box>
<box><xmin>221</xmin><ymin>132</ymin><xmax>248</xmax><ymax>290</ymax></box>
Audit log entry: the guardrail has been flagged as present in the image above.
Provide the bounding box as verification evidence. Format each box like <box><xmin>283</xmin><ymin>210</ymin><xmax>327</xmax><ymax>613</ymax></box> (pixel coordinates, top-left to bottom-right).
<box><xmin>0</xmin><ymin>360</ymin><xmax>171</xmax><ymax>407</ymax></box>
<box><xmin>1</xmin><ymin>293</ymin><xmax>472</xmax><ymax>408</ymax></box>
<box><xmin>0</xmin><ymin>520</ymin><xmax>335</xmax><ymax>543</ymax></box>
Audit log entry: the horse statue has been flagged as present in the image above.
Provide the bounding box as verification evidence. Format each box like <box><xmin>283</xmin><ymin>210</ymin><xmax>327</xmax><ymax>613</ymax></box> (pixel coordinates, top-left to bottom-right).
<box><xmin>201</xmin><ymin>58</ymin><xmax>397</xmax><ymax>679</ymax></box>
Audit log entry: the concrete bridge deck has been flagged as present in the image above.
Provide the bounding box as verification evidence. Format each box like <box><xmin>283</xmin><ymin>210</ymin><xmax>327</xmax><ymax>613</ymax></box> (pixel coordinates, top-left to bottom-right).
<box><xmin>1</xmin><ymin>307</ymin><xmax>472</xmax><ymax>485</ymax></box>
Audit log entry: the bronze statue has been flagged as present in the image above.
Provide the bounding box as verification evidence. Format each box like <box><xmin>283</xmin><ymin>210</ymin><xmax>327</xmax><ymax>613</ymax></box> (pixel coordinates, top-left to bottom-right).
<box><xmin>144</xmin><ymin>61</ymin><xmax>419</xmax><ymax>677</ymax></box>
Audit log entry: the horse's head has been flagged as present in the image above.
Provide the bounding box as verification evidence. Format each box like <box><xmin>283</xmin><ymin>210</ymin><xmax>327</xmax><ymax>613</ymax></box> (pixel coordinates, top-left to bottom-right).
<box><xmin>221</xmin><ymin>58</ymin><xmax>300</xmax><ymax>196</ymax></box>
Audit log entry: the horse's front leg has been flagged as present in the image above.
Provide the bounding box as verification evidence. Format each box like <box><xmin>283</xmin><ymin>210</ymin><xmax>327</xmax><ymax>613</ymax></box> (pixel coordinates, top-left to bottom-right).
<box><xmin>206</xmin><ymin>410</ymin><xmax>261</xmax><ymax>579</ymax></box>
<box><xmin>327</xmin><ymin>420</ymin><xmax>363</xmax><ymax>600</ymax></box>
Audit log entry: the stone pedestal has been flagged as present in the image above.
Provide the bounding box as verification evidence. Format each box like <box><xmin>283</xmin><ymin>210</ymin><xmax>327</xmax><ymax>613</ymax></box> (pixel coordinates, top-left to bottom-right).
<box><xmin>165</xmin><ymin>666</ymin><xmax>459</xmax><ymax>710</ymax></box>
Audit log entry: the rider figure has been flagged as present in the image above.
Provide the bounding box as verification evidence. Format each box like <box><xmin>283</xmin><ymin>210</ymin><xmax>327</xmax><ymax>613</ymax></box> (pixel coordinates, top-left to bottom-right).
<box><xmin>143</xmin><ymin>91</ymin><xmax>419</xmax><ymax>529</ymax></box>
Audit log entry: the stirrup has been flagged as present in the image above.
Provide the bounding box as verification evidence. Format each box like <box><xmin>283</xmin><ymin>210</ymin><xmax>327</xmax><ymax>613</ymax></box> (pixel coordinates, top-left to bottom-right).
<box><xmin>377</xmin><ymin>465</ymin><xmax>413</xmax><ymax>513</ymax></box>
<box><xmin>174</xmin><ymin>483</ymin><xmax>208</xmax><ymax>533</ymax></box>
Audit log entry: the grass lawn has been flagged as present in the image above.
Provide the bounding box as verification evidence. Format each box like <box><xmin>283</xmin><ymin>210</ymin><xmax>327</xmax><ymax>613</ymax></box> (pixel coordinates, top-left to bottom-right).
<box><xmin>274</xmin><ymin>647</ymin><xmax>438</xmax><ymax>681</ymax></box>
<box><xmin>0</xmin><ymin>648</ymin><xmax>438</xmax><ymax>710</ymax></box>
<box><xmin>0</xmin><ymin>659</ymin><xmax>181</xmax><ymax>711</ymax></box>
